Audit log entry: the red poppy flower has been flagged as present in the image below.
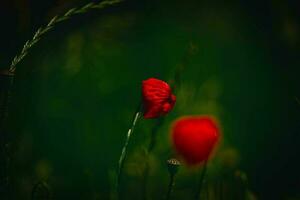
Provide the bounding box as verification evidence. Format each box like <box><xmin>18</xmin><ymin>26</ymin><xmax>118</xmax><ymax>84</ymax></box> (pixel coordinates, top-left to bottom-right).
<box><xmin>142</xmin><ymin>78</ymin><xmax>176</xmax><ymax>119</ymax></box>
<box><xmin>171</xmin><ymin>116</ymin><xmax>220</xmax><ymax>165</ymax></box>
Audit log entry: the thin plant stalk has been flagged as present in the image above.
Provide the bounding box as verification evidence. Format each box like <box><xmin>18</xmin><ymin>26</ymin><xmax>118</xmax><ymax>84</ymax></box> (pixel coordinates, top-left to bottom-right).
<box><xmin>148</xmin><ymin>118</ymin><xmax>164</xmax><ymax>156</ymax></box>
<box><xmin>116</xmin><ymin>103</ymin><xmax>142</xmax><ymax>198</ymax></box>
<box><xmin>165</xmin><ymin>158</ymin><xmax>180</xmax><ymax>200</ymax></box>
<box><xmin>166</xmin><ymin>173</ymin><xmax>176</xmax><ymax>200</ymax></box>
<box><xmin>9</xmin><ymin>0</ymin><xmax>123</xmax><ymax>73</ymax></box>
<box><xmin>195</xmin><ymin>160</ymin><xmax>208</xmax><ymax>200</ymax></box>
<box><xmin>141</xmin><ymin>42</ymin><xmax>198</xmax><ymax>200</ymax></box>
<box><xmin>142</xmin><ymin>118</ymin><xmax>164</xmax><ymax>200</ymax></box>
<box><xmin>1</xmin><ymin>1</ymin><xmax>123</xmax><ymax>199</ymax></box>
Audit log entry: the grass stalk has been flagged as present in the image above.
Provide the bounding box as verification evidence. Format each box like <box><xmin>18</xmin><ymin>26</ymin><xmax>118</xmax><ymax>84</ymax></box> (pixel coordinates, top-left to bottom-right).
<box><xmin>9</xmin><ymin>0</ymin><xmax>123</xmax><ymax>73</ymax></box>
<box><xmin>195</xmin><ymin>160</ymin><xmax>208</xmax><ymax>200</ymax></box>
<box><xmin>116</xmin><ymin>103</ymin><xmax>142</xmax><ymax>199</ymax></box>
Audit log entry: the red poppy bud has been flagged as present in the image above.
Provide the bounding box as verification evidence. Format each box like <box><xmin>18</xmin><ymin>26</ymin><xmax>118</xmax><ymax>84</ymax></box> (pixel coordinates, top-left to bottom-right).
<box><xmin>142</xmin><ymin>78</ymin><xmax>176</xmax><ymax>119</ymax></box>
<box><xmin>171</xmin><ymin>116</ymin><xmax>220</xmax><ymax>165</ymax></box>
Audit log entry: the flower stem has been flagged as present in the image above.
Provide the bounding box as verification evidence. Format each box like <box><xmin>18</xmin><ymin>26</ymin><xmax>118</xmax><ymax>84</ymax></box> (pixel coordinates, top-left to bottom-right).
<box><xmin>8</xmin><ymin>0</ymin><xmax>123</xmax><ymax>73</ymax></box>
<box><xmin>166</xmin><ymin>174</ymin><xmax>175</xmax><ymax>200</ymax></box>
<box><xmin>142</xmin><ymin>118</ymin><xmax>164</xmax><ymax>200</ymax></box>
<box><xmin>195</xmin><ymin>160</ymin><xmax>208</xmax><ymax>200</ymax></box>
<box><xmin>165</xmin><ymin>158</ymin><xmax>180</xmax><ymax>200</ymax></box>
<box><xmin>116</xmin><ymin>102</ymin><xmax>142</xmax><ymax>198</ymax></box>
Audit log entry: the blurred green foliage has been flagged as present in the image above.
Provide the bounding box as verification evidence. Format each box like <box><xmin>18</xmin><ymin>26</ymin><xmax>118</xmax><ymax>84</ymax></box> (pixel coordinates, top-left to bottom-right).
<box><xmin>0</xmin><ymin>0</ymin><xmax>300</xmax><ymax>199</ymax></box>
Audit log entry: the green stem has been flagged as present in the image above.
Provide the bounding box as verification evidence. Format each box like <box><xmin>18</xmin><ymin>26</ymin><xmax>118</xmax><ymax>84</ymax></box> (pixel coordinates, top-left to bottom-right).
<box><xmin>116</xmin><ymin>103</ymin><xmax>142</xmax><ymax>199</ymax></box>
<box><xmin>166</xmin><ymin>174</ymin><xmax>175</xmax><ymax>200</ymax></box>
<box><xmin>9</xmin><ymin>0</ymin><xmax>123</xmax><ymax>73</ymax></box>
<box><xmin>142</xmin><ymin>118</ymin><xmax>164</xmax><ymax>200</ymax></box>
<box><xmin>195</xmin><ymin>160</ymin><xmax>208</xmax><ymax>200</ymax></box>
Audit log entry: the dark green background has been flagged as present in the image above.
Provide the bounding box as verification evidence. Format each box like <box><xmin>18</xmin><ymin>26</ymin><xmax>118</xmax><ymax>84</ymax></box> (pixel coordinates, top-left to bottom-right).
<box><xmin>0</xmin><ymin>0</ymin><xmax>299</xmax><ymax>199</ymax></box>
